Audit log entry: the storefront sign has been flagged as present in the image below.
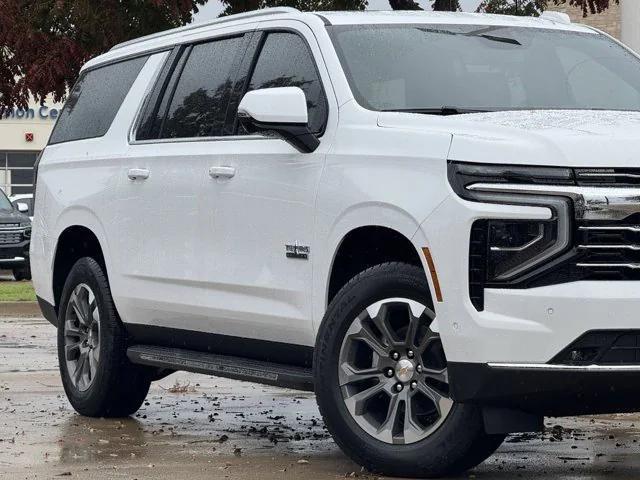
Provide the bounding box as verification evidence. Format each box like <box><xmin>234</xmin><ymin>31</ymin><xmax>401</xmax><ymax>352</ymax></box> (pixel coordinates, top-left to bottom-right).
<box><xmin>1</xmin><ymin>106</ymin><xmax>60</xmax><ymax>121</ymax></box>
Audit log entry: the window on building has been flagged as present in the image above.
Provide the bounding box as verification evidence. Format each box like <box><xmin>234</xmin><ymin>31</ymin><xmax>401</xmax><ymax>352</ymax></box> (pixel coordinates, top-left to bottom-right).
<box><xmin>243</xmin><ymin>32</ymin><xmax>327</xmax><ymax>134</ymax></box>
<box><xmin>160</xmin><ymin>36</ymin><xmax>244</xmax><ymax>139</ymax></box>
<box><xmin>49</xmin><ymin>56</ymin><xmax>148</xmax><ymax>145</ymax></box>
<box><xmin>0</xmin><ymin>152</ymin><xmax>38</xmax><ymax>196</ymax></box>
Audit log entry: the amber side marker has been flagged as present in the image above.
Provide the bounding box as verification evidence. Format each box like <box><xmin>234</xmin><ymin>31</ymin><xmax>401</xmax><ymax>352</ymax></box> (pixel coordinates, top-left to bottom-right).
<box><xmin>422</xmin><ymin>247</ymin><xmax>443</xmax><ymax>302</ymax></box>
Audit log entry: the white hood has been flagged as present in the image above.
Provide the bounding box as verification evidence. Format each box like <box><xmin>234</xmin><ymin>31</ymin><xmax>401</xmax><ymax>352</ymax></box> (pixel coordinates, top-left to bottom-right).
<box><xmin>377</xmin><ymin>110</ymin><xmax>640</xmax><ymax>168</ymax></box>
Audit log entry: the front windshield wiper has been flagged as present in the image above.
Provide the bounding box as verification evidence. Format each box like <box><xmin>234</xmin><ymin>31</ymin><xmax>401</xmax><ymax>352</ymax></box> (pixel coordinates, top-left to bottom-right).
<box><xmin>383</xmin><ymin>107</ymin><xmax>493</xmax><ymax>116</ymax></box>
<box><xmin>415</xmin><ymin>26</ymin><xmax>522</xmax><ymax>46</ymax></box>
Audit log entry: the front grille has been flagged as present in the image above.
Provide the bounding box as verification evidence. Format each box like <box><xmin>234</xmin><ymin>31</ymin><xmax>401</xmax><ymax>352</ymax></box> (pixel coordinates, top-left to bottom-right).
<box><xmin>575</xmin><ymin>215</ymin><xmax>640</xmax><ymax>280</ymax></box>
<box><xmin>575</xmin><ymin>168</ymin><xmax>640</xmax><ymax>187</ymax></box>
<box><xmin>0</xmin><ymin>225</ymin><xmax>25</xmax><ymax>245</ymax></box>
<box><xmin>552</xmin><ymin>330</ymin><xmax>640</xmax><ymax>365</ymax></box>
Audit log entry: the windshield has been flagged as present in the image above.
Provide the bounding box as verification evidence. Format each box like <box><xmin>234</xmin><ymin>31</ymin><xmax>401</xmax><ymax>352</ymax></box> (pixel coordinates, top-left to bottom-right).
<box><xmin>0</xmin><ymin>190</ymin><xmax>12</xmax><ymax>211</ymax></box>
<box><xmin>329</xmin><ymin>24</ymin><xmax>640</xmax><ymax>113</ymax></box>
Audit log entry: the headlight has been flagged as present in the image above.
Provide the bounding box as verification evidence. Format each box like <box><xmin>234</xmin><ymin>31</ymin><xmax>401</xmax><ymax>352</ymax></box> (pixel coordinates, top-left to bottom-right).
<box><xmin>449</xmin><ymin>161</ymin><xmax>573</xmax><ymax>310</ymax></box>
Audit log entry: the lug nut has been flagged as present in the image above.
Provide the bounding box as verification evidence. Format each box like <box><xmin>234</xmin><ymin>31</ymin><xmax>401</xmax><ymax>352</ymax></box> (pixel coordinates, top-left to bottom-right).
<box><xmin>395</xmin><ymin>383</ymin><xmax>404</xmax><ymax>392</ymax></box>
<box><xmin>390</xmin><ymin>351</ymin><xmax>400</xmax><ymax>361</ymax></box>
<box><xmin>407</xmin><ymin>350</ymin><xmax>415</xmax><ymax>359</ymax></box>
<box><xmin>416</xmin><ymin>364</ymin><xmax>423</xmax><ymax>373</ymax></box>
<box><xmin>385</xmin><ymin>368</ymin><xmax>394</xmax><ymax>378</ymax></box>
<box><xmin>410</xmin><ymin>381</ymin><xmax>418</xmax><ymax>390</ymax></box>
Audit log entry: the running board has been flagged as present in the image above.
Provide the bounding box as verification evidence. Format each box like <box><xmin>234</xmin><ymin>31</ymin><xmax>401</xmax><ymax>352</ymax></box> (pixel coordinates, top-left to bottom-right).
<box><xmin>127</xmin><ymin>345</ymin><xmax>314</xmax><ymax>391</ymax></box>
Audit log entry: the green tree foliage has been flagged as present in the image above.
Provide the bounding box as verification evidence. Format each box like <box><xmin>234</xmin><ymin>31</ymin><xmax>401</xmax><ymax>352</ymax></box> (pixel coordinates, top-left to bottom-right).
<box><xmin>0</xmin><ymin>0</ymin><xmax>206</xmax><ymax>112</ymax></box>
<box><xmin>220</xmin><ymin>0</ymin><xmax>460</xmax><ymax>14</ymax></box>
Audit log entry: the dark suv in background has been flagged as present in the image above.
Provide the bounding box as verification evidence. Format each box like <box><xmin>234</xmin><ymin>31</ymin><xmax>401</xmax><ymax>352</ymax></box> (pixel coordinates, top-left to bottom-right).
<box><xmin>0</xmin><ymin>189</ymin><xmax>31</xmax><ymax>280</ymax></box>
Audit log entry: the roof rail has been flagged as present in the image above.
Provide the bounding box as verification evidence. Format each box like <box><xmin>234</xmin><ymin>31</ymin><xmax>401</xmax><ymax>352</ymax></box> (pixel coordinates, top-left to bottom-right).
<box><xmin>110</xmin><ymin>7</ymin><xmax>300</xmax><ymax>52</ymax></box>
<box><xmin>540</xmin><ymin>11</ymin><xmax>571</xmax><ymax>25</ymax></box>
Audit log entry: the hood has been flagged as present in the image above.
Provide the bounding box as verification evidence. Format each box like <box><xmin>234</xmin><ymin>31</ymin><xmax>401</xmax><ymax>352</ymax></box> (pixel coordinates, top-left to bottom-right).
<box><xmin>377</xmin><ymin>110</ymin><xmax>640</xmax><ymax>168</ymax></box>
<box><xmin>0</xmin><ymin>208</ymin><xmax>30</xmax><ymax>225</ymax></box>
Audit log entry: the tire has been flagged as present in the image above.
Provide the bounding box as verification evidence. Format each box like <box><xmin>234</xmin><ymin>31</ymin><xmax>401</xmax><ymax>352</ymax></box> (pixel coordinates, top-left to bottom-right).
<box><xmin>314</xmin><ymin>262</ymin><xmax>504</xmax><ymax>478</ymax></box>
<box><xmin>57</xmin><ymin>257</ymin><xmax>151</xmax><ymax>417</ymax></box>
<box><xmin>13</xmin><ymin>263</ymin><xmax>31</xmax><ymax>281</ymax></box>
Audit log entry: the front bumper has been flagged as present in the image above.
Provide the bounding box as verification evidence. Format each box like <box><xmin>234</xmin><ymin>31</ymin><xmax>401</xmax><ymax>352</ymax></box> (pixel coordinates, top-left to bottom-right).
<box><xmin>449</xmin><ymin>362</ymin><xmax>640</xmax><ymax>416</ymax></box>
<box><xmin>0</xmin><ymin>240</ymin><xmax>29</xmax><ymax>269</ymax></box>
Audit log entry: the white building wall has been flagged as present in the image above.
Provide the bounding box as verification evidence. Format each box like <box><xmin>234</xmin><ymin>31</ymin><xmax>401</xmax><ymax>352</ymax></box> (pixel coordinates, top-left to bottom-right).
<box><xmin>621</xmin><ymin>0</ymin><xmax>640</xmax><ymax>54</ymax></box>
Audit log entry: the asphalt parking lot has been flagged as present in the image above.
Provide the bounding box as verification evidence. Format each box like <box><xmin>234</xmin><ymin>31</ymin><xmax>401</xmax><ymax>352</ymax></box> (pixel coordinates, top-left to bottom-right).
<box><xmin>1</xmin><ymin>314</ymin><xmax>640</xmax><ymax>479</ymax></box>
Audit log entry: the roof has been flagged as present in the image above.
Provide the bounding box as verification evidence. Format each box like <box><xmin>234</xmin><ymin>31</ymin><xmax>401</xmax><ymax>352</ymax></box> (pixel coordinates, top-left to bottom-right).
<box><xmin>318</xmin><ymin>10</ymin><xmax>591</xmax><ymax>32</ymax></box>
<box><xmin>85</xmin><ymin>8</ymin><xmax>594</xmax><ymax>71</ymax></box>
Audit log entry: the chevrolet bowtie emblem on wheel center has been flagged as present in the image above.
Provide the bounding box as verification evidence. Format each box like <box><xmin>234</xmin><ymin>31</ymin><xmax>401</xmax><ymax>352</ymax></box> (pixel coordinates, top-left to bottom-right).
<box><xmin>395</xmin><ymin>359</ymin><xmax>415</xmax><ymax>383</ymax></box>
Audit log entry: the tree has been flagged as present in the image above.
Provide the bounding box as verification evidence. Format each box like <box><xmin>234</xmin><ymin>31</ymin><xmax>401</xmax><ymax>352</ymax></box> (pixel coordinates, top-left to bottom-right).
<box><xmin>220</xmin><ymin>0</ymin><xmax>460</xmax><ymax>14</ymax></box>
<box><xmin>477</xmin><ymin>0</ymin><xmax>618</xmax><ymax>17</ymax></box>
<box><xmin>0</xmin><ymin>0</ymin><xmax>206</xmax><ymax>113</ymax></box>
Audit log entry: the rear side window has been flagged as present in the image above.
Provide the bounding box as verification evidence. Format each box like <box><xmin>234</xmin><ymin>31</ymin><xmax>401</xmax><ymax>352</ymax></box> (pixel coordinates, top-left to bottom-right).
<box><xmin>245</xmin><ymin>32</ymin><xmax>327</xmax><ymax>134</ymax></box>
<box><xmin>161</xmin><ymin>36</ymin><xmax>243</xmax><ymax>139</ymax></box>
<box><xmin>49</xmin><ymin>56</ymin><xmax>148</xmax><ymax>145</ymax></box>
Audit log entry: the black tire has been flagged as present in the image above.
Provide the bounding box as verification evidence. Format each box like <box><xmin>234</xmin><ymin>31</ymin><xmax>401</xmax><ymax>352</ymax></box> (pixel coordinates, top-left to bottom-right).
<box><xmin>12</xmin><ymin>268</ymin><xmax>25</xmax><ymax>281</ymax></box>
<box><xmin>314</xmin><ymin>262</ymin><xmax>504</xmax><ymax>478</ymax></box>
<box><xmin>12</xmin><ymin>265</ymin><xmax>30</xmax><ymax>281</ymax></box>
<box><xmin>57</xmin><ymin>257</ymin><xmax>151</xmax><ymax>417</ymax></box>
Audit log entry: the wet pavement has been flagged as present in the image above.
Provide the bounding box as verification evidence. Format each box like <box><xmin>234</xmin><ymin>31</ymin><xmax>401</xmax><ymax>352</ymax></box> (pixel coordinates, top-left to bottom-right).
<box><xmin>1</xmin><ymin>315</ymin><xmax>640</xmax><ymax>479</ymax></box>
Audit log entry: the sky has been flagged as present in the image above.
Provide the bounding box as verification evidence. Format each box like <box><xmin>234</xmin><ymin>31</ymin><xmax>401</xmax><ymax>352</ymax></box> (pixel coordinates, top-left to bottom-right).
<box><xmin>194</xmin><ymin>0</ymin><xmax>484</xmax><ymax>22</ymax></box>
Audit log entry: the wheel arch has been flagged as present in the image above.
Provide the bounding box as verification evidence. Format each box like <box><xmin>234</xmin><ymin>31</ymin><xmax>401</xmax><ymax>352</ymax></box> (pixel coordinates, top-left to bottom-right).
<box><xmin>52</xmin><ymin>224</ymin><xmax>108</xmax><ymax>314</ymax></box>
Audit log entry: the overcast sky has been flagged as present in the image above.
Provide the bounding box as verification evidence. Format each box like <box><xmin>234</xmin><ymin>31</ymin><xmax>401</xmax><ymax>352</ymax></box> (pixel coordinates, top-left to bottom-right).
<box><xmin>194</xmin><ymin>0</ymin><xmax>484</xmax><ymax>22</ymax></box>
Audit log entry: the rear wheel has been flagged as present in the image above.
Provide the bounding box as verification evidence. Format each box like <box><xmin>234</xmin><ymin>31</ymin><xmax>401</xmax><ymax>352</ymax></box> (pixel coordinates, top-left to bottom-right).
<box><xmin>57</xmin><ymin>257</ymin><xmax>151</xmax><ymax>417</ymax></box>
<box><xmin>314</xmin><ymin>262</ymin><xmax>504</xmax><ymax>478</ymax></box>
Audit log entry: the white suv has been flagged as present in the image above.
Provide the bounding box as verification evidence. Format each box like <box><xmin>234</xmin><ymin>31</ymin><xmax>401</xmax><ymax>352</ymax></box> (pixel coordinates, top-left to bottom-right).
<box><xmin>31</xmin><ymin>8</ymin><xmax>640</xmax><ymax>477</ymax></box>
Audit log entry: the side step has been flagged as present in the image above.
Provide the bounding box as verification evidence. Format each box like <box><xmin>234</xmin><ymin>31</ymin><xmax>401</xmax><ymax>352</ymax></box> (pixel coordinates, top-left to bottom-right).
<box><xmin>127</xmin><ymin>345</ymin><xmax>314</xmax><ymax>391</ymax></box>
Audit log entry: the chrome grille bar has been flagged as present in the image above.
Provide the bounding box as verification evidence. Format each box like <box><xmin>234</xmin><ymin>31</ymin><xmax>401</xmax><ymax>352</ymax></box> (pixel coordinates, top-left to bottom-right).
<box><xmin>577</xmin><ymin>263</ymin><xmax>640</xmax><ymax>270</ymax></box>
<box><xmin>579</xmin><ymin>244</ymin><xmax>640</xmax><ymax>250</ymax></box>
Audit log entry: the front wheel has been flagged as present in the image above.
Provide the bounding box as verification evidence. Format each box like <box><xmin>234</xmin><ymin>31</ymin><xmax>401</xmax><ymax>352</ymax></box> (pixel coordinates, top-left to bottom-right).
<box><xmin>57</xmin><ymin>257</ymin><xmax>151</xmax><ymax>417</ymax></box>
<box><xmin>314</xmin><ymin>262</ymin><xmax>504</xmax><ymax>478</ymax></box>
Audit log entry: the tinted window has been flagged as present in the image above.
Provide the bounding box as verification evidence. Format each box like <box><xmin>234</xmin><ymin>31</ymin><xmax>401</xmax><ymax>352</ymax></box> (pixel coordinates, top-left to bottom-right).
<box><xmin>136</xmin><ymin>49</ymin><xmax>181</xmax><ymax>140</ymax></box>
<box><xmin>162</xmin><ymin>36</ymin><xmax>243</xmax><ymax>138</ymax></box>
<box><xmin>330</xmin><ymin>25</ymin><xmax>640</xmax><ymax>113</ymax></box>
<box><xmin>49</xmin><ymin>56</ymin><xmax>148</xmax><ymax>144</ymax></box>
<box><xmin>246</xmin><ymin>32</ymin><xmax>327</xmax><ymax>134</ymax></box>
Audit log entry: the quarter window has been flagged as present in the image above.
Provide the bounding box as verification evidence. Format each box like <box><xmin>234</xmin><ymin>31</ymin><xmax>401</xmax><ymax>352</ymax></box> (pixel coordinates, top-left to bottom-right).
<box><xmin>49</xmin><ymin>56</ymin><xmax>148</xmax><ymax>145</ymax></box>
<box><xmin>161</xmin><ymin>36</ymin><xmax>243</xmax><ymax>139</ymax></box>
<box><xmin>245</xmin><ymin>32</ymin><xmax>327</xmax><ymax>134</ymax></box>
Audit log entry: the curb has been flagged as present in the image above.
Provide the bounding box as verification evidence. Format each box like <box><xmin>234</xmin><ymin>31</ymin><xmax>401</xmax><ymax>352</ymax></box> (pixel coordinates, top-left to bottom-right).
<box><xmin>0</xmin><ymin>302</ymin><xmax>42</xmax><ymax>317</ymax></box>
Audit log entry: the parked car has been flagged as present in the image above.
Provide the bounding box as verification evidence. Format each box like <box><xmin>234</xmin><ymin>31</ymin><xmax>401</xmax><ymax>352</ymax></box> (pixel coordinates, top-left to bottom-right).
<box><xmin>10</xmin><ymin>194</ymin><xmax>34</xmax><ymax>222</ymax></box>
<box><xmin>30</xmin><ymin>8</ymin><xmax>640</xmax><ymax>477</ymax></box>
<box><xmin>0</xmin><ymin>189</ymin><xmax>31</xmax><ymax>280</ymax></box>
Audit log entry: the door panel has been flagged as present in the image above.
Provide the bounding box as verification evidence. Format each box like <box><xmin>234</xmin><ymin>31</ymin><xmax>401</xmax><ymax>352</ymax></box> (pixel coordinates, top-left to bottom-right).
<box><xmin>115</xmin><ymin>34</ymin><xmax>248</xmax><ymax>330</ymax></box>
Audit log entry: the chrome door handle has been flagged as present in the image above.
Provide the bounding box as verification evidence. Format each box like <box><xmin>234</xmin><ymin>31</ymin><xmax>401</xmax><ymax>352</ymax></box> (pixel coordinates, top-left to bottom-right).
<box><xmin>209</xmin><ymin>166</ymin><xmax>236</xmax><ymax>179</ymax></box>
<box><xmin>127</xmin><ymin>168</ymin><xmax>150</xmax><ymax>180</ymax></box>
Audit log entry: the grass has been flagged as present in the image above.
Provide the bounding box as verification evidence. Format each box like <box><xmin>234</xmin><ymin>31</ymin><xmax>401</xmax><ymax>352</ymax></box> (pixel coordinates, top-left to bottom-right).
<box><xmin>0</xmin><ymin>281</ymin><xmax>36</xmax><ymax>302</ymax></box>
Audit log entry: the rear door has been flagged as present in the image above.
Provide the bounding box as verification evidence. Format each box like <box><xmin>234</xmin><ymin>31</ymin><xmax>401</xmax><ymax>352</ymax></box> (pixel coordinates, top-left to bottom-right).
<box><xmin>115</xmin><ymin>30</ymin><xmax>254</xmax><ymax>332</ymax></box>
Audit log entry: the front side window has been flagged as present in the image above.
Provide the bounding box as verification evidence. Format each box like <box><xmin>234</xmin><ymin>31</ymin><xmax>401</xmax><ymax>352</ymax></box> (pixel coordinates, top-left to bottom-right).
<box><xmin>329</xmin><ymin>24</ymin><xmax>640</xmax><ymax>113</ymax></box>
<box><xmin>49</xmin><ymin>56</ymin><xmax>148</xmax><ymax>144</ymax></box>
<box><xmin>161</xmin><ymin>36</ymin><xmax>243</xmax><ymax>138</ymax></box>
<box><xmin>245</xmin><ymin>32</ymin><xmax>327</xmax><ymax>134</ymax></box>
<box><xmin>0</xmin><ymin>189</ymin><xmax>12</xmax><ymax>211</ymax></box>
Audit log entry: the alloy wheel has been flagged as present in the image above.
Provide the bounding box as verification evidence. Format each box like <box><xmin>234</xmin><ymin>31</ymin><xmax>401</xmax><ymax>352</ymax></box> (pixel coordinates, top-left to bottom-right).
<box><xmin>63</xmin><ymin>283</ymin><xmax>101</xmax><ymax>392</ymax></box>
<box><xmin>338</xmin><ymin>298</ymin><xmax>453</xmax><ymax>445</ymax></box>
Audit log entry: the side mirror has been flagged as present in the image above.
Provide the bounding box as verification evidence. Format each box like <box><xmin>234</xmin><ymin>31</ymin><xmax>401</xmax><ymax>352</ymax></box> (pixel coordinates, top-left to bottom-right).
<box><xmin>237</xmin><ymin>87</ymin><xmax>320</xmax><ymax>153</ymax></box>
<box><xmin>16</xmin><ymin>202</ymin><xmax>29</xmax><ymax>213</ymax></box>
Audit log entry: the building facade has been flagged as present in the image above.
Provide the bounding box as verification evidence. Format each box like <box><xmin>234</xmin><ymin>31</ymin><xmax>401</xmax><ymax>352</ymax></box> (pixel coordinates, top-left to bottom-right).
<box><xmin>0</xmin><ymin>103</ymin><xmax>61</xmax><ymax>196</ymax></box>
<box><xmin>549</xmin><ymin>3</ymin><xmax>621</xmax><ymax>39</ymax></box>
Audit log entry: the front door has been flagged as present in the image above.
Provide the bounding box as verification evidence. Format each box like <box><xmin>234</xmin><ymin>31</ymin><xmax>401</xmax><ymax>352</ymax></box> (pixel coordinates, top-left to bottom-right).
<box><xmin>198</xmin><ymin>24</ymin><xmax>336</xmax><ymax>351</ymax></box>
